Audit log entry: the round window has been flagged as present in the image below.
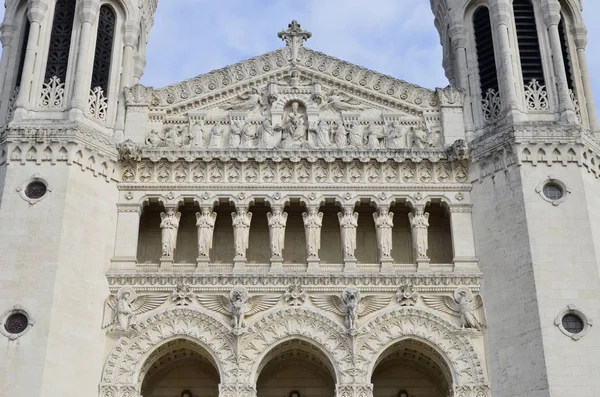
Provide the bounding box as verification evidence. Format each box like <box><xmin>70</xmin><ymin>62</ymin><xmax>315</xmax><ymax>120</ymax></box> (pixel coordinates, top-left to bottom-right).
<box><xmin>542</xmin><ymin>183</ymin><xmax>563</xmax><ymax>201</ymax></box>
<box><xmin>4</xmin><ymin>313</ymin><xmax>28</xmax><ymax>335</ymax></box>
<box><xmin>25</xmin><ymin>181</ymin><xmax>47</xmax><ymax>199</ymax></box>
<box><xmin>562</xmin><ymin>314</ymin><xmax>584</xmax><ymax>334</ymax></box>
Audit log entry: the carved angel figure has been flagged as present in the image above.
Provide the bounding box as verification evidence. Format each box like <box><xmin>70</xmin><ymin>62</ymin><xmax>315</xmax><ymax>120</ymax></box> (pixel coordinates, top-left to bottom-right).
<box><xmin>232</xmin><ymin>208</ymin><xmax>252</xmax><ymax>258</ymax></box>
<box><xmin>322</xmin><ymin>89</ymin><xmax>364</xmax><ymax>113</ymax></box>
<box><xmin>422</xmin><ymin>288</ymin><xmax>485</xmax><ymax>331</ymax></box>
<box><xmin>338</xmin><ymin>207</ymin><xmax>359</xmax><ymax>259</ymax></box>
<box><xmin>103</xmin><ymin>287</ymin><xmax>168</xmax><ymax>331</ymax></box>
<box><xmin>267</xmin><ymin>207</ymin><xmax>288</xmax><ymax>258</ymax></box>
<box><xmin>311</xmin><ymin>287</ymin><xmax>390</xmax><ymax>331</ymax></box>
<box><xmin>197</xmin><ymin>287</ymin><xmax>279</xmax><ymax>329</ymax></box>
<box><xmin>160</xmin><ymin>208</ymin><xmax>181</xmax><ymax>257</ymax></box>
<box><xmin>302</xmin><ymin>207</ymin><xmax>323</xmax><ymax>258</ymax></box>
<box><xmin>196</xmin><ymin>208</ymin><xmax>217</xmax><ymax>257</ymax></box>
<box><xmin>373</xmin><ymin>208</ymin><xmax>394</xmax><ymax>259</ymax></box>
<box><xmin>408</xmin><ymin>209</ymin><xmax>429</xmax><ymax>259</ymax></box>
<box><xmin>221</xmin><ymin>88</ymin><xmax>266</xmax><ymax>113</ymax></box>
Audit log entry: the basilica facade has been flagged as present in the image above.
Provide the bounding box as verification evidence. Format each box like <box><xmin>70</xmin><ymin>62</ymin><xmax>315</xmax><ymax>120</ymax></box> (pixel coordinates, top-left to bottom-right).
<box><xmin>1</xmin><ymin>1</ymin><xmax>600</xmax><ymax>397</ymax></box>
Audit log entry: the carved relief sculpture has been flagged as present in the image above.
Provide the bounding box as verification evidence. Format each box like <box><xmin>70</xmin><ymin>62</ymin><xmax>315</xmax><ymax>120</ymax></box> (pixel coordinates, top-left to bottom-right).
<box><xmin>311</xmin><ymin>287</ymin><xmax>390</xmax><ymax>332</ymax></box>
<box><xmin>422</xmin><ymin>287</ymin><xmax>486</xmax><ymax>331</ymax></box>
<box><xmin>229</xmin><ymin>121</ymin><xmax>243</xmax><ymax>148</ymax></box>
<box><xmin>171</xmin><ymin>284</ymin><xmax>195</xmax><ymax>306</ymax></box>
<box><xmin>267</xmin><ymin>206</ymin><xmax>288</xmax><ymax>259</ymax></box>
<box><xmin>348</xmin><ymin>122</ymin><xmax>364</xmax><ymax>148</ymax></box>
<box><xmin>208</xmin><ymin>123</ymin><xmax>224</xmax><ymax>148</ymax></box>
<box><xmin>240</xmin><ymin>122</ymin><xmax>257</xmax><ymax>148</ymax></box>
<box><xmin>408</xmin><ymin>208</ymin><xmax>429</xmax><ymax>259</ymax></box>
<box><xmin>220</xmin><ymin>87</ymin><xmax>266</xmax><ymax>113</ymax></box>
<box><xmin>302</xmin><ymin>206</ymin><xmax>323</xmax><ymax>259</ymax></box>
<box><xmin>258</xmin><ymin>118</ymin><xmax>280</xmax><ymax>148</ymax></box>
<box><xmin>232</xmin><ymin>207</ymin><xmax>252</xmax><ymax>259</ymax></box>
<box><xmin>338</xmin><ymin>207</ymin><xmax>359</xmax><ymax>259</ymax></box>
<box><xmin>373</xmin><ymin>207</ymin><xmax>394</xmax><ymax>260</ymax></box>
<box><xmin>197</xmin><ymin>287</ymin><xmax>279</xmax><ymax>330</ymax></box>
<box><xmin>313</xmin><ymin>120</ymin><xmax>332</xmax><ymax>148</ymax></box>
<box><xmin>322</xmin><ymin>89</ymin><xmax>364</xmax><ymax>112</ymax></box>
<box><xmin>103</xmin><ymin>287</ymin><xmax>168</xmax><ymax>332</ymax></box>
<box><xmin>146</xmin><ymin>129</ymin><xmax>163</xmax><ymax>147</ymax></box>
<box><xmin>196</xmin><ymin>208</ymin><xmax>217</xmax><ymax>258</ymax></box>
<box><xmin>280</xmin><ymin>101</ymin><xmax>307</xmax><ymax>148</ymax></box>
<box><xmin>160</xmin><ymin>208</ymin><xmax>181</xmax><ymax>257</ymax></box>
<box><xmin>333</xmin><ymin>121</ymin><xmax>348</xmax><ymax>149</ymax></box>
<box><xmin>396</xmin><ymin>284</ymin><xmax>419</xmax><ymax>306</ymax></box>
<box><xmin>386</xmin><ymin>122</ymin><xmax>405</xmax><ymax>149</ymax></box>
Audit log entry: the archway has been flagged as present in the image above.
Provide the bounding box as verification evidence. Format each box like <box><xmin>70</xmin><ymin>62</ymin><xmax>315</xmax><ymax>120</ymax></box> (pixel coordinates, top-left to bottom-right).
<box><xmin>371</xmin><ymin>339</ymin><xmax>452</xmax><ymax>397</ymax></box>
<box><xmin>256</xmin><ymin>339</ymin><xmax>336</xmax><ymax>397</ymax></box>
<box><xmin>140</xmin><ymin>339</ymin><xmax>220</xmax><ymax>397</ymax></box>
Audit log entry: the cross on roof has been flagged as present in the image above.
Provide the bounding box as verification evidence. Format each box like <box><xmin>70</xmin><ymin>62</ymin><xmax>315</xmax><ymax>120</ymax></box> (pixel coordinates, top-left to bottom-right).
<box><xmin>278</xmin><ymin>20</ymin><xmax>312</xmax><ymax>63</ymax></box>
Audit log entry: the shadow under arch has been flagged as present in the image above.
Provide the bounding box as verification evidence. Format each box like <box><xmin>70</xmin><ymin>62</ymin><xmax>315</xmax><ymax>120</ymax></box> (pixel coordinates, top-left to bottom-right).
<box><xmin>356</xmin><ymin>307</ymin><xmax>487</xmax><ymax>388</ymax></box>
<box><xmin>240</xmin><ymin>307</ymin><xmax>351</xmax><ymax>385</ymax></box>
<box><xmin>99</xmin><ymin>308</ymin><xmax>237</xmax><ymax>396</ymax></box>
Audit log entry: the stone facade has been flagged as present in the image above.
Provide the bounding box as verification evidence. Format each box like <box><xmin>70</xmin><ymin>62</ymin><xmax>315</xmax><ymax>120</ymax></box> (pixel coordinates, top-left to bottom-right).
<box><xmin>0</xmin><ymin>1</ymin><xmax>598</xmax><ymax>397</ymax></box>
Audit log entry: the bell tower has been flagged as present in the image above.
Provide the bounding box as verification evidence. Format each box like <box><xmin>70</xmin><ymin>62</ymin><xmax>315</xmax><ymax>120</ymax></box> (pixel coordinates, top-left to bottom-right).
<box><xmin>0</xmin><ymin>1</ymin><xmax>157</xmax><ymax>397</ymax></box>
<box><xmin>431</xmin><ymin>1</ymin><xmax>600</xmax><ymax>396</ymax></box>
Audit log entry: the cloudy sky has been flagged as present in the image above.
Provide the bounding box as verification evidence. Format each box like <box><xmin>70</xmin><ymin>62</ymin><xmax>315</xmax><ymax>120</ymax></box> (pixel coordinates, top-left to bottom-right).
<box><xmin>138</xmin><ymin>0</ymin><xmax>600</xmax><ymax>115</ymax></box>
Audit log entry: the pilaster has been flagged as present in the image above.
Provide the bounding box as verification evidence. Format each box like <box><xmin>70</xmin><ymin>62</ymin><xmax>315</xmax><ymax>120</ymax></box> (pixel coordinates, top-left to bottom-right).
<box><xmin>111</xmin><ymin>202</ymin><xmax>142</xmax><ymax>271</ymax></box>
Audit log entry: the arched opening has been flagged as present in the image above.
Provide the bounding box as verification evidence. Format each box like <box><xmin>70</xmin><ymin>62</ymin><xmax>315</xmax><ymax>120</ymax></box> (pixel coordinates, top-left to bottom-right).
<box><xmin>371</xmin><ymin>339</ymin><xmax>453</xmax><ymax>397</ymax></box>
<box><xmin>390</xmin><ymin>202</ymin><xmax>413</xmax><ymax>264</ymax></box>
<box><xmin>282</xmin><ymin>201</ymin><xmax>308</xmax><ymax>265</ymax></box>
<box><xmin>140</xmin><ymin>339</ymin><xmax>220</xmax><ymax>397</ymax></box>
<box><xmin>319</xmin><ymin>202</ymin><xmax>343</xmax><ymax>265</ymax></box>
<box><xmin>211</xmin><ymin>201</ymin><xmax>235</xmax><ymax>264</ymax></box>
<box><xmin>90</xmin><ymin>5</ymin><xmax>116</xmax><ymax>95</ymax></box>
<box><xmin>473</xmin><ymin>6</ymin><xmax>499</xmax><ymax>96</ymax></box>
<box><xmin>137</xmin><ymin>200</ymin><xmax>164</xmax><ymax>264</ymax></box>
<box><xmin>513</xmin><ymin>0</ymin><xmax>545</xmax><ymax>86</ymax></box>
<box><xmin>44</xmin><ymin>0</ymin><xmax>76</xmax><ymax>84</ymax></box>
<box><xmin>174</xmin><ymin>200</ymin><xmax>200</xmax><ymax>264</ymax></box>
<box><xmin>247</xmin><ymin>202</ymin><xmax>271</xmax><ymax>264</ymax></box>
<box><xmin>425</xmin><ymin>202</ymin><xmax>452</xmax><ymax>264</ymax></box>
<box><xmin>256</xmin><ymin>339</ymin><xmax>336</xmax><ymax>397</ymax></box>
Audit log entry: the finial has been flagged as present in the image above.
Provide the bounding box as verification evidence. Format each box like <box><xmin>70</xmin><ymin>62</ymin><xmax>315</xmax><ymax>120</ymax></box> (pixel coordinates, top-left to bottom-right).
<box><xmin>278</xmin><ymin>20</ymin><xmax>312</xmax><ymax>63</ymax></box>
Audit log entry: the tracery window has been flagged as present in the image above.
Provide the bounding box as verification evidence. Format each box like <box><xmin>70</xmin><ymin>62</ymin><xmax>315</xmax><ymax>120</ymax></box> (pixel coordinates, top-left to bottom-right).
<box><xmin>44</xmin><ymin>0</ymin><xmax>76</xmax><ymax>83</ymax></box>
<box><xmin>473</xmin><ymin>7</ymin><xmax>499</xmax><ymax>95</ymax></box>
<box><xmin>513</xmin><ymin>0</ymin><xmax>544</xmax><ymax>85</ymax></box>
<box><xmin>91</xmin><ymin>5</ymin><xmax>116</xmax><ymax>94</ymax></box>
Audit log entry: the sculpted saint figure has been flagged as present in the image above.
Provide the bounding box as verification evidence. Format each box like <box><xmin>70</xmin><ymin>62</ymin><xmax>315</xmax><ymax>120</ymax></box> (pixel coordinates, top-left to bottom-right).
<box><xmin>146</xmin><ymin>129</ymin><xmax>163</xmax><ymax>147</ymax></box>
<box><xmin>191</xmin><ymin>121</ymin><xmax>205</xmax><ymax>147</ymax></box>
<box><xmin>333</xmin><ymin>121</ymin><xmax>348</xmax><ymax>149</ymax></box>
<box><xmin>160</xmin><ymin>208</ymin><xmax>181</xmax><ymax>257</ymax></box>
<box><xmin>366</xmin><ymin>123</ymin><xmax>384</xmax><ymax>149</ymax></box>
<box><xmin>386</xmin><ymin>122</ymin><xmax>405</xmax><ymax>149</ymax></box>
<box><xmin>259</xmin><ymin>119</ymin><xmax>280</xmax><ymax>148</ymax></box>
<box><xmin>240</xmin><ymin>122</ymin><xmax>257</xmax><ymax>148</ymax></box>
<box><xmin>232</xmin><ymin>208</ymin><xmax>252</xmax><ymax>258</ymax></box>
<box><xmin>164</xmin><ymin>127</ymin><xmax>182</xmax><ymax>148</ymax></box>
<box><xmin>280</xmin><ymin>102</ymin><xmax>307</xmax><ymax>148</ymax></box>
<box><xmin>338</xmin><ymin>207</ymin><xmax>359</xmax><ymax>259</ymax></box>
<box><xmin>267</xmin><ymin>207</ymin><xmax>288</xmax><ymax>258</ymax></box>
<box><xmin>314</xmin><ymin>120</ymin><xmax>332</xmax><ymax>148</ymax></box>
<box><xmin>410</xmin><ymin>123</ymin><xmax>431</xmax><ymax>149</ymax></box>
<box><xmin>373</xmin><ymin>207</ymin><xmax>394</xmax><ymax>259</ymax></box>
<box><xmin>196</xmin><ymin>208</ymin><xmax>217</xmax><ymax>257</ymax></box>
<box><xmin>408</xmin><ymin>209</ymin><xmax>429</xmax><ymax>258</ymax></box>
<box><xmin>208</xmin><ymin>124</ymin><xmax>224</xmax><ymax>148</ymax></box>
<box><xmin>115</xmin><ymin>289</ymin><xmax>136</xmax><ymax>330</ymax></box>
<box><xmin>302</xmin><ymin>207</ymin><xmax>323</xmax><ymax>258</ymax></box>
<box><xmin>348</xmin><ymin>122</ymin><xmax>364</xmax><ymax>148</ymax></box>
<box><xmin>229</xmin><ymin>121</ymin><xmax>243</xmax><ymax>148</ymax></box>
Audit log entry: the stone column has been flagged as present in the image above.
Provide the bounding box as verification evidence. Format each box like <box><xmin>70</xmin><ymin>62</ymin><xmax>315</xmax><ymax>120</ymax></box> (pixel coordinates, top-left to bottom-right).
<box><xmin>491</xmin><ymin>1</ymin><xmax>519</xmax><ymax>110</ymax></box>
<box><xmin>335</xmin><ymin>384</ymin><xmax>373</xmax><ymax>397</ymax></box>
<box><xmin>69</xmin><ymin>1</ymin><xmax>99</xmax><ymax>118</ymax></box>
<box><xmin>111</xmin><ymin>203</ymin><xmax>142</xmax><ymax>271</ymax></box>
<box><xmin>373</xmin><ymin>203</ymin><xmax>394</xmax><ymax>272</ymax></box>
<box><xmin>573</xmin><ymin>25</ymin><xmax>599</xmax><ymax>130</ymax></box>
<box><xmin>543</xmin><ymin>3</ymin><xmax>577</xmax><ymax>122</ymax></box>
<box><xmin>14</xmin><ymin>1</ymin><xmax>48</xmax><ymax>112</ymax></box>
<box><xmin>409</xmin><ymin>206</ymin><xmax>430</xmax><ymax>272</ymax></box>
<box><xmin>0</xmin><ymin>23</ymin><xmax>17</xmax><ymax>99</ymax></box>
<box><xmin>159</xmin><ymin>205</ymin><xmax>181</xmax><ymax>270</ymax></box>
<box><xmin>449</xmin><ymin>24</ymin><xmax>475</xmax><ymax>134</ymax></box>
<box><xmin>449</xmin><ymin>204</ymin><xmax>479</xmax><ymax>272</ymax></box>
<box><xmin>114</xmin><ymin>22</ymin><xmax>140</xmax><ymax>138</ymax></box>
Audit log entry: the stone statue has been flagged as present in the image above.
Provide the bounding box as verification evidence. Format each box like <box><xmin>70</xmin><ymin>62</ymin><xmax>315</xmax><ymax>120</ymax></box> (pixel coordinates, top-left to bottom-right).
<box><xmin>408</xmin><ymin>209</ymin><xmax>429</xmax><ymax>259</ymax></box>
<box><xmin>422</xmin><ymin>287</ymin><xmax>485</xmax><ymax>331</ymax></box>
<box><xmin>373</xmin><ymin>208</ymin><xmax>394</xmax><ymax>259</ymax></box>
<box><xmin>386</xmin><ymin>122</ymin><xmax>405</xmax><ymax>149</ymax></box>
<box><xmin>196</xmin><ymin>208</ymin><xmax>217</xmax><ymax>257</ymax></box>
<box><xmin>366</xmin><ymin>123</ymin><xmax>384</xmax><ymax>149</ymax></box>
<box><xmin>258</xmin><ymin>118</ymin><xmax>280</xmax><ymax>148</ymax></box>
<box><xmin>322</xmin><ymin>89</ymin><xmax>364</xmax><ymax>113</ymax></box>
<box><xmin>281</xmin><ymin>101</ymin><xmax>307</xmax><ymax>148</ymax></box>
<box><xmin>240</xmin><ymin>122</ymin><xmax>257</xmax><ymax>148</ymax></box>
<box><xmin>102</xmin><ymin>287</ymin><xmax>168</xmax><ymax>332</ymax></box>
<box><xmin>333</xmin><ymin>121</ymin><xmax>348</xmax><ymax>149</ymax></box>
<box><xmin>208</xmin><ymin>123</ymin><xmax>224</xmax><ymax>148</ymax></box>
<box><xmin>145</xmin><ymin>129</ymin><xmax>163</xmax><ymax>147</ymax></box>
<box><xmin>347</xmin><ymin>122</ymin><xmax>364</xmax><ymax>148</ymax></box>
<box><xmin>197</xmin><ymin>287</ymin><xmax>279</xmax><ymax>330</ymax></box>
<box><xmin>409</xmin><ymin>122</ymin><xmax>432</xmax><ymax>149</ymax></box>
<box><xmin>232</xmin><ymin>208</ymin><xmax>252</xmax><ymax>258</ymax></box>
<box><xmin>179</xmin><ymin>125</ymin><xmax>194</xmax><ymax>147</ymax></box>
<box><xmin>160</xmin><ymin>208</ymin><xmax>181</xmax><ymax>257</ymax></box>
<box><xmin>311</xmin><ymin>287</ymin><xmax>390</xmax><ymax>332</ymax></box>
<box><xmin>164</xmin><ymin>127</ymin><xmax>183</xmax><ymax>148</ymax></box>
<box><xmin>190</xmin><ymin>121</ymin><xmax>205</xmax><ymax>147</ymax></box>
<box><xmin>229</xmin><ymin>121</ymin><xmax>243</xmax><ymax>148</ymax></box>
<box><xmin>221</xmin><ymin>87</ymin><xmax>266</xmax><ymax>113</ymax></box>
<box><xmin>267</xmin><ymin>207</ymin><xmax>288</xmax><ymax>259</ymax></box>
<box><xmin>338</xmin><ymin>207</ymin><xmax>359</xmax><ymax>259</ymax></box>
<box><xmin>302</xmin><ymin>207</ymin><xmax>323</xmax><ymax>258</ymax></box>
<box><xmin>313</xmin><ymin>120</ymin><xmax>332</xmax><ymax>148</ymax></box>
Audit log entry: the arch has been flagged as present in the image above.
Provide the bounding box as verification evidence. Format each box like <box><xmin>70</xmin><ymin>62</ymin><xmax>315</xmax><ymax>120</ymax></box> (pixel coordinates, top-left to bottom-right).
<box><xmin>91</xmin><ymin>4</ymin><xmax>117</xmax><ymax>95</ymax></box>
<box><xmin>240</xmin><ymin>307</ymin><xmax>352</xmax><ymax>384</ymax></box>
<box><xmin>472</xmin><ymin>5</ymin><xmax>499</xmax><ymax>96</ymax></box>
<box><xmin>513</xmin><ymin>0</ymin><xmax>545</xmax><ymax>86</ymax></box>
<box><xmin>44</xmin><ymin>0</ymin><xmax>76</xmax><ymax>83</ymax></box>
<box><xmin>356</xmin><ymin>308</ymin><xmax>488</xmax><ymax>387</ymax></box>
<box><xmin>99</xmin><ymin>308</ymin><xmax>237</xmax><ymax>393</ymax></box>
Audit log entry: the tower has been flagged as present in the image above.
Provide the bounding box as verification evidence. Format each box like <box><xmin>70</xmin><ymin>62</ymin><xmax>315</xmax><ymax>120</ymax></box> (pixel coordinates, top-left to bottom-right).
<box><xmin>0</xmin><ymin>1</ymin><xmax>156</xmax><ymax>396</ymax></box>
<box><xmin>431</xmin><ymin>0</ymin><xmax>600</xmax><ymax>396</ymax></box>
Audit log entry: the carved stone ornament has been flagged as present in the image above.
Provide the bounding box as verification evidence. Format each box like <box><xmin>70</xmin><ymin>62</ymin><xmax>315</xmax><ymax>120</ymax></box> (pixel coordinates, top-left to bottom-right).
<box><xmin>116</xmin><ymin>139</ymin><xmax>142</xmax><ymax>161</ymax></box>
<box><xmin>447</xmin><ymin>139</ymin><xmax>469</xmax><ymax>161</ymax></box>
<box><xmin>396</xmin><ymin>284</ymin><xmax>419</xmax><ymax>306</ymax></box>
<box><xmin>422</xmin><ymin>287</ymin><xmax>486</xmax><ymax>331</ymax></box>
<box><xmin>283</xmin><ymin>284</ymin><xmax>307</xmax><ymax>306</ymax></box>
<box><xmin>171</xmin><ymin>284</ymin><xmax>194</xmax><ymax>306</ymax></box>
<box><xmin>102</xmin><ymin>287</ymin><xmax>168</xmax><ymax>332</ymax></box>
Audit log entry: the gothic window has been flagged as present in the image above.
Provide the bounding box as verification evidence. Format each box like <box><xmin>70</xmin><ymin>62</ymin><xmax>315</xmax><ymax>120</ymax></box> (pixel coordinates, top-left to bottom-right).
<box><xmin>90</xmin><ymin>5</ymin><xmax>116</xmax><ymax>94</ymax></box>
<box><xmin>473</xmin><ymin>7</ymin><xmax>499</xmax><ymax>95</ymax></box>
<box><xmin>513</xmin><ymin>0</ymin><xmax>545</xmax><ymax>85</ymax></box>
<box><xmin>558</xmin><ymin>16</ymin><xmax>575</xmax><ymax>90</ymax></box>
<box><xmin>44</xmin><ymin>0</ymin><xmax>76</xmax><ymax>83</ymax></box>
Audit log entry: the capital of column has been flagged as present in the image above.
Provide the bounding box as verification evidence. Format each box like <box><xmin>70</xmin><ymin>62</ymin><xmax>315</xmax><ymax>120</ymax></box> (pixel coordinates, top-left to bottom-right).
<box><xmin>27</xmin><ymin>0</ymin><xmax>49</xmax><ymax>24</ymax></box>
<box><xmin>77</xmin><ymin>0</ymin><xmax>100</xmax><ymax>23</ymax></box>
<box><xmin>448</xmin><ymin>24</ymin><xmax>467</xmax><ymax>51</ymax></box>
<box><xmin>572</xmin><ymin>25</ymin><xmax>588</xmax><ymax>49</ymax></box>
<box><xmin>490</xmin><ymin>1</ymin><xmax>513</xmax><ymax>26</ymax></box>
<box><xmin>124</xmin><ymin>21</ymin><xmax>141</xmax><ymax>47</ymax></box>
<box><xmin>541</xmin><ymin>2</ymin><xmax>562</xmax><ymax>27</ymax></box>
<box><xmin>0</xmin><ymin>23</ymin><xmax>17</xmax><ymax>47</ymax></box>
